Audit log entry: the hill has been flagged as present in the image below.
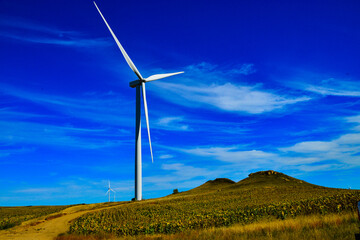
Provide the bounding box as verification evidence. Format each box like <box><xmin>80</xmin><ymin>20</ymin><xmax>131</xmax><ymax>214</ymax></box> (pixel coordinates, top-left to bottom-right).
<box><xmin>173</xmin><ymin>170</ymin><xmax>328</xmax><ymax>202</ymax></box>
<box><xmin>66</xmin><ymin>170</ymin><xmax>360</xmax><ymax>238</ymax></box>
<box><xmin>2</xmin><ymin>170</ymin><xmax>360</xmax><ymax>240</ymax></box>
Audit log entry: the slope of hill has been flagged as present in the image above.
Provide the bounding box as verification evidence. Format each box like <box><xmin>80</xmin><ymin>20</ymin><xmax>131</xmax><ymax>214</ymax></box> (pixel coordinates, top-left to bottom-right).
<box><xmin>172</xmin><ymin>170</ymin><xmax>332</xmax><ymax>204</ymax></box>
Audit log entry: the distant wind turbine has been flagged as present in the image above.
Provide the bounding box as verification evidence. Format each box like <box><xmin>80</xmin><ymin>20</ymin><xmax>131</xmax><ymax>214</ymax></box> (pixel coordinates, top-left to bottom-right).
<box><xmin>94</xmin><ymin>2</ymin><xmax>183</xmax><ymax>201</ymax></box>
<box><xmin>105</xmin><ymin>180</ymin><xmax>116</xmax><ymax>202</ymax></box>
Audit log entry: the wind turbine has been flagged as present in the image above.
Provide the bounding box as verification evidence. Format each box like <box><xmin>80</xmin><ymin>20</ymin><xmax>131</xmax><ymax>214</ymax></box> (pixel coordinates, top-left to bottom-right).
<box><xmin>94</xmin><ymin>2</ymin><xmax>183</xmax><ymax>201</ymax></box>
<box><xmin>105</xmin><ymin>180</ymin><xmax>116</xmax><ymax>202</ymax></box>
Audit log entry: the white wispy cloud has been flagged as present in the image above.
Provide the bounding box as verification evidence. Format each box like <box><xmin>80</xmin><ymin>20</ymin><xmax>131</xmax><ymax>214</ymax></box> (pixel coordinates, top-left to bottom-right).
<box><xmin>0</xmin><ymin>85</ymin><xmax>133</xmax><ymax>126</ymax></box>
<box><xmin>9</xmin><ymin>177</ymin><xmax>134</xmax><ymax>204</ymax></box>
<box><xmin>229</xmin><ymin>63</ymin><xmax>256</xmax><ymax>75</ymax></box>
<box><xmin>176</xmin><ymin>143</ymin><xmax>354</xmax><ymax>173</ymax></box>
<box><xmin>0</xmin><ymin>144</ymin><xmax>34</xmax><ymax>158</ymax></box>
<box><xmin>0</xmin><ymin>93</ymin><xmax>137</xmax><ymax>151</ymax></box>
<box><xmin>0</xmin><ymin>85</ymin><xmax>135</xmax><ymax>149</ymax></box>
<box><xmin>161</xmin><ymin>163</ymin><xmax>212</xmax><ymax>178</ymax></box>
<box><xmin>0</xmin><ymin>84</ymin><xmax>248</xmax><ymax>152</ymax></box>
<box><xmin>0</xmin><ymin>17</ymin><xmax>110</xmax><ymax>47</ymax></box>
<box><xmin>155</xmin><ymin>116</ymin><xmax>189</xmax><ymax>131</ymax></box>
<box><xmin>347</xmin><ymin>115</ymin><xmax>360</xmax><ymax>123</ymax></box>
<box><xmin>170</xmin><ymin>113</ymin><xmax>360</xmax><ymax>172</ymax></box>
<box><xmin>346</xmin><ymin>115</ymin><xmax>360</xmax><ymax>131</ymax></box>
<box><xmin>156</xmin><ymin>82</ymin><xmax>310</xmax><ymax>114</ymax></box>
<box><xmin>297</xmin><ymin>164</ymin><xmax>345</xmax><ymax>172</ymax></box>
<box><xmin>279</xmin><ymin>132</ymin><xmax>360</xmax><ymax>166</ymax></box>
<box><xmin>152</xmin><ymin>63</ymin><xmax>310</xmax><ymax>114</ymax></box>
<box><xmin>0</xmin><ymin>107</ymin><xmax>51</xmax><ymax>120</ymax></box>
<box><xmin>153</xmin><ymin>114</ymin><xmax>250</xmax><ymax>134</ymax></box>
<box><xmin>0</xmin><ymin>120</ymin><xmax>128</xmax><ymax>149</ymax></box>
<box><xmin>279</xmin><ymin>117</ymin><xmax>360</xmax><ymax>167</ymax></box>
<box><xmin>183</xmin><ymin>146</ymin><xmax>276</xmax><ymax>164</ymax></box>
<box><xmin>279</xmin><ymin>141</ymin><xmax>339</xmax><ymax>153</ymax></box>
<box><xmin>158</xmin><ymin>154</ymin><xmax>174</xmax><ymax>159</ymax></box>
<box><xmin>15</xmin><ymin>187</ymin><xmax>61</xmax><ymax>194</ymax></box>
<box><xmin>143</xmin><ymin>163</ymin><xmax>227</xmax><ymax>191</ymax></box>
<box><xmin>305</xmin><ymin>85</ymin><xmax>360</xmax><ymax>97</ymax></box>
<box><xmin>287</xmin><ymin>73</ymin><xmax>360</xmax><ymax>97</ymax></box>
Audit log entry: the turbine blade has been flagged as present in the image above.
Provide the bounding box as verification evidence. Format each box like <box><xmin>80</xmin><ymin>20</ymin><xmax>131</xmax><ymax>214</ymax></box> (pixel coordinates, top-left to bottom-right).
<box><xmin>141</xmin><ymin>82</ymin><xmax>154</xmax><ymax>163</ymax></box>
<box><xmin>111</xmin><ymin>189</ymin><xmax>116</xmax><ymax>193</ymax></box>
<box><xmin>105</xmin><ymin>190</ymin><xmax>110</xmax><ymax>195</ymax></box>
<box><xmin>145</xmin><ymin>72</ymin><xmax>184</xmax><ymax>82</ymax></box>
<box><xmin>93</xmin><ymin>1</ymin><xmax>143</xmax><ymax>80</ymax></box>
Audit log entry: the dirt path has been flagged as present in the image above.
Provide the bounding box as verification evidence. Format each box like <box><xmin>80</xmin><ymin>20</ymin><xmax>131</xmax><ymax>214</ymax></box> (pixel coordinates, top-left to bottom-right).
<box><xmin>0</xmin><ymin>203</ymin><xmax>117</xmax><ymax>240</ymax></box>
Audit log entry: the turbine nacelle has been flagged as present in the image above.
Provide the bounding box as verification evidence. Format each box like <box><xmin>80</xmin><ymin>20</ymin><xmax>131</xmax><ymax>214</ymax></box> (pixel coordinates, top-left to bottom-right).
<box><xmin>129</xmin><ymin>80</ymin><xmax>143</xmax><ymax>88</ymax></box>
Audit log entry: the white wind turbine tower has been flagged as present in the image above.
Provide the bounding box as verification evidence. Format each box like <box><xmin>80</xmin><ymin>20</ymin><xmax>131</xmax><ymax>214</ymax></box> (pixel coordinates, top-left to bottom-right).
<box><xmin>94</xmin><ymin>2</ymin><xmax>183</xmax><ymax>201</ymax></box>
<box><xmin>105</xmin><ymin>180</ymin><xmax>116</xmax><ymax>202</ymax></box>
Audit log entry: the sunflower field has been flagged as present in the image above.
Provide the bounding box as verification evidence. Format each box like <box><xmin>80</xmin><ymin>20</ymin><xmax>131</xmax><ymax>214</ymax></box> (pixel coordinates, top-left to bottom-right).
<box><xmin>69</xmin><ymin>192</ymin><xmax>360</xmax><ymax>236</ymax></box>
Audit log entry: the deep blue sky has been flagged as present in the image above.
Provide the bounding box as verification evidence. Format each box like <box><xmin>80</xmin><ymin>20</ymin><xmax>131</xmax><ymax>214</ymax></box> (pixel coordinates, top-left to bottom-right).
<box><xmin>1</xmin><ymin>0</ymin><xmax>360</xmax><ymax>206</ymax></box>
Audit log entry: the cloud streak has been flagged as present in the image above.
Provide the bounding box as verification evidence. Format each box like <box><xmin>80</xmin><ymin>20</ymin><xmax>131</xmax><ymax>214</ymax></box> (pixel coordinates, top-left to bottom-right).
<box><xmin>172</xmin><ymin>114</ymin><xmax>360</xmax><ymax>173</ymax></box>
<box><xmin>143</xmin><ymin>163</ymin><xmax>227</xmax><ymax>191</ymax></box>
<box><xmin>155</xmin><ymin>116</ymin><xmax>190</xmax><ymax>131</ymax></box>
<box><xmin>0</xmin><ymin>85</ymin><xmax>133</xmax><ymax>126</ymax></box>
<box><xmin>286</xmin><ymin>72</ymin><xmax>360</xmax><ymax>97</ymax></box>
<box><xmin>305</xmin><ymin>83</ymin><xmax>360</xmax><ymax>97</ymax></box>
<box><xmin>0</xmin><ymin>17</ymin><xmax>110</xmax><ymax>47</ymax></box>
<box><xmin>0</xmin><ymin>87</ymin><xmax>134</xmax><ymax>150</ymax></box>
<box><xmin>229</xmin><ymin>63</ymin><xmax>257</xmax><ymax>75</ymax></box>
<box><xmin>0</xmin><ymin>120</ymin><xmax>128</xmax><ymax>149</ymax></box>
<box><xmin>156</xmin><ymin>82</ymin><xmax>310</xmax><ymax>114</ymax></box>
<box><xmin>152</xmin><ymin>63</ymin><xmax>311</xmax><ymax>114</ymax></box>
